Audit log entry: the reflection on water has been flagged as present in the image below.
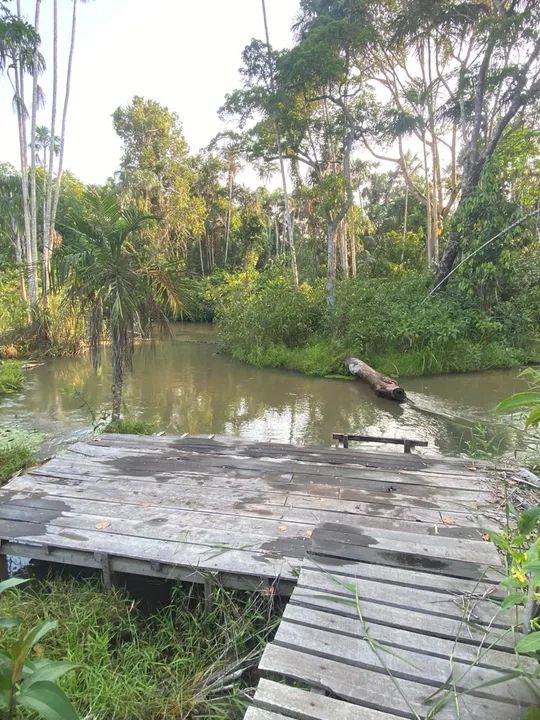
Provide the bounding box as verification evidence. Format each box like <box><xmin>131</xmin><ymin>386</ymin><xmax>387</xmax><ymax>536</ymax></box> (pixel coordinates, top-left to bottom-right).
<box><xmin>0</xmin><ymin>324</ymin><xmax>537</xmax><ymax>460</ymax></box>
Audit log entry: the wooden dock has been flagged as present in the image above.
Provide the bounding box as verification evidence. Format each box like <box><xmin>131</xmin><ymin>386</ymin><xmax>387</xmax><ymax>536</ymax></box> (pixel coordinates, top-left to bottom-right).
<box><xmin>0</xmin><ymin>433</ymin><xmax>534</xmax><ymax>718</ymax></box>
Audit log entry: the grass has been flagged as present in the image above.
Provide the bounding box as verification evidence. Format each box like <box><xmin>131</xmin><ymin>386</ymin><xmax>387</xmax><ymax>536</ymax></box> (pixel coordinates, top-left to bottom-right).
<box><xmin>104</xmin><ymin>418</ymin><xmax>156</xmax><ymax>435</ymax></box>
<box><xmin>0</xmin><ymin>426</ymin><xmax>40</xmax><ymax>484</ymax></box>
<box><xmin>227</xmin><ymin>337</ymin><xmax>538</xmax><ymax>379</ymax></box>
<box><xmin>0</xmin><ymin>360</ymin><xmax>24</xmax><ymax>394</ymax></box>
<box><xmin>0</xmin><ymin>577</ymin><xmax>279</xmax><ymax>720</ymax></box>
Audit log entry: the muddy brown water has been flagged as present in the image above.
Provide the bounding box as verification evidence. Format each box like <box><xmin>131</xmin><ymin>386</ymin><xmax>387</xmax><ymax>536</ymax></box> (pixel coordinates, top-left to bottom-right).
<box><xmin>0</xmin><ymin>323</ymin><xmax>537</xmax><ymax>462</ymax></box>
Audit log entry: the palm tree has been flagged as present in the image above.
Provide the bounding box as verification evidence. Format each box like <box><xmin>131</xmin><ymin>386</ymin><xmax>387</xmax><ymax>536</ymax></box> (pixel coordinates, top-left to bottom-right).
<box><xmin>55</xmin><ymin>189</ymin><xmax>187</xmax><ymax>421</ymax></box>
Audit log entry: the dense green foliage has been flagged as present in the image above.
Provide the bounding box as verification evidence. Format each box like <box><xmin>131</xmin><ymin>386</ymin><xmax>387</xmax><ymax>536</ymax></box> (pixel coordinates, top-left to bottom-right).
<box><xmin>215</xmin><ymin>269</ymin><xmax>539</xmax><ymax>377</ymax></box>
<box><xmin>0</xmin><ymin>578</ymin><xmax>278</xmax><ymax>720</ymax></box>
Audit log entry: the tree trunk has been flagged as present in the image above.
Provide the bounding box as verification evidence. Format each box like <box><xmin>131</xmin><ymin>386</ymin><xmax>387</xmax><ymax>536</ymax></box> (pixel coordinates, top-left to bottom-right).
<box><xmin>338</xmin><ymin>219</ymin><xmax>348</xmax><ymax>278</ymax></box>
<box><xmin>261</xmin><ymin>0</ymin><xmax>299</xmax><ymax>288</ymax></box>
<box><xmin>111</xmin><ymin>329</ymin><xmax>123</xmax><ymax>422</ymax></box>
<box><xmin>43</xmin><ymin>0</ymin><xmax>58</xmax><ymax>304</ymax></box>
<box><xmin>224</xmin><ymin>165</ymin><xmax>233</xmax><ymax>265</ymax></box>
<box><xmin>29</xmin><ymin>0</ymin><xmax>41</xmax><ymax>308</ymax></box>
<box><xmin>345</xmin><ymin>357</ymin><xmax>406</xmax><ymax>402</ymax></box>
<box><xmin>14</xmin><ymin>3</ymin><xmax>37</xmax><ymax>307</ymax></box>
<box><xmin>198</xmin><ymin>237</ymin><xmax>205</xmax><ymax>276</ymax></box>
<box><xmin>50</xmin><ymin>0</ymin><xmax>77</xmax><ymax>233</ymax></box>
<box><xmin>11</xmin><ymin>224</ymin><xmax>28</xmax><ymax>306</ymax></box>
<box><xmin>326</xmin><ymin>220</ymin><xmax>337</xmax><ymax>307</ymax></box>
<box><xmin>349</xmin><ymin>217</ymin><xmax>357</xmax><ymax>277</ymax></box>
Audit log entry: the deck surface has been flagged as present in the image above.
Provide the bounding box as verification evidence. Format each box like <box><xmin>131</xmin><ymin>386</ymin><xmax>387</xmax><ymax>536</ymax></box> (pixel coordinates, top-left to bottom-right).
<box><xmin>0</xmin><ymin>433</ymin><xmax>534</xmax><ymax>718</ymax></box>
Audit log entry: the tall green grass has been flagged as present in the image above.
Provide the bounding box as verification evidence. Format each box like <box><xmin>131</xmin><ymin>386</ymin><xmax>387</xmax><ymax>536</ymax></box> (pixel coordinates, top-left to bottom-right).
<box><xmin>104</xmin><ymin>418</ymin><xmax>156</xmax><ymax>435</ymax></box>
<box><xmin>0</xmin><ymin>360</ymin><xmax>24</xmax><ymax>394</ymax></box>
<box><xmin>0</xmin><ymin>578</ymin><xmax>279</xmax><ymax>720</ymax></box>
<box><xmin>0</xmin><ymin>426</ymin><xmax>41</xmax><ymax>483</ymax></box>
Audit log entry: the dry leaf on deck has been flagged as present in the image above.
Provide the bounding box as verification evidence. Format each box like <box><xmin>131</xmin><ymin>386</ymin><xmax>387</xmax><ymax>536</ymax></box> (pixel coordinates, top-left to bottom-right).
<box><xmin>277</xmin><ymin>525</ymin><xmax>287</xmax><ymax>532</ymax></box>
<box><xmin>441</xmin><ymin>516</ymin><xmax>456</xmax><ymax>525</ymax></box>
<box><xmin>95</xmin><ymin>520</ymin><xmax>111</xmax><ymax>530</ymax></box>
<box><xmin>304</xmin><ymin>529</ymin><xmax>313</xmax><ymax>539</ymax></box>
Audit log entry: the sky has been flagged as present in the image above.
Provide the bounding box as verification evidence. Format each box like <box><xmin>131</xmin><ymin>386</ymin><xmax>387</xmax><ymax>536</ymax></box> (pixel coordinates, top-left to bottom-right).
<box><xmin>0</xmin><ymin>0</ymin><xmax>300</xmax><ymax>185</ymax></box>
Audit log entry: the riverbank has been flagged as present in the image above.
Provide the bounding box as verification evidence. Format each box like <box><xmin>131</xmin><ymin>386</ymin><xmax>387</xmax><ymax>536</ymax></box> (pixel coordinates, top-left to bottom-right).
<box><xmin>223</xmin><ymin>336</ymin><xmax>536</xmax><ymax>378</ymax></box>
<box><xmin>213</xmin><ymin>272</ymin><xmax>540</xmax><ymax>379</ymax></box>
<box><xmin>0</xmin><ymin>574</ymin><xmax>278</xmax><ymax>720</ymax></box>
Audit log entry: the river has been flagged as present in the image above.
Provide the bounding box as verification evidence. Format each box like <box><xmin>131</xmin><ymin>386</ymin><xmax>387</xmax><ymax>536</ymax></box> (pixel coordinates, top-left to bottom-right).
<box><xmin>0</xmin><ymin>323</ymin><xmax>537</xmax><ymax>462</ymax></box>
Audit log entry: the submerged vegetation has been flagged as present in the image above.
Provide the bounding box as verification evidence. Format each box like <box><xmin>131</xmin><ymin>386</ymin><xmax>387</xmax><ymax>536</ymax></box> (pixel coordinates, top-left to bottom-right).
<box><xmin>0</xmin><ymin>577</ymin><xmax>278</xmax><ymax>720</ymax></box>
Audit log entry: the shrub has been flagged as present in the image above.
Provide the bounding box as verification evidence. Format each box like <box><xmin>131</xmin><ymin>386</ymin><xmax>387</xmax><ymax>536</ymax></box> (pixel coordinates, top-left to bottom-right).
<box><xmin>216</xmin><ymin>271</ymin><xmax>540</xmax><ymax>377</ymax></box>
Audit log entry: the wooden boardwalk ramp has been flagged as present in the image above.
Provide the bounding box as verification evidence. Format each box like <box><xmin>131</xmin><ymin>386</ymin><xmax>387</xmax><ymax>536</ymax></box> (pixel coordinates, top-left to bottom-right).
<box><xmin>0</xmin><ymin>433</ymin><xmax>534</xmax><ymax>717</ymax></box>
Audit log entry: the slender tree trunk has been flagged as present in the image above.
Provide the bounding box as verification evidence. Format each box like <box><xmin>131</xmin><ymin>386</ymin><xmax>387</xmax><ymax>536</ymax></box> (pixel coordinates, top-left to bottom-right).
<box><xmin>13</xmin><ymin>11</ymin><xmax>38</xmax><ymax>307</ymax></box>
<box><xmin>349</xmin><ymin>217</ymin><xmax>357</xmax><ymax>277</ymax></box>
<box><xmin>198</xmin><ymin>237</ymin><xmax>205</xmax><ymax>276</ymax></box>
<box><xmin>111</xmin><ymin>329</ymin><xmax>123</xmax><ymax>422</ymax></box>
<box><xmin>400</xmin><ymin>183</ymin><xmax>409</xmax><ymax>263</ymax></box>
<box><xmin>224</xmin><ymin>165</ymin><xmax>233</xmax><ymax>265</ymax></box>
<box><xmin>43</xmin><ymin>0</ymin><xmax>58</xmax><ymax>304</ymax></box>
<box><xmin>337</xmin><ymin>219</ymin><xmax>348</xmax><ymax>277</ymax></box>
<box><xmin>11</xmin><ymin>225</ymin><xmax>28</xmax><ymax>307</ymax></box>
<box><xmin>29</xmin><ymin>0</ymin><xmax>41</xmax><ymax>309</ymax></box>
<box><xmin>261</xmin><ymin>0</ymin><xmax>299</xmax><ymax>288</ymax></box>
<box><xmin>51</xmin><ymin>0</ymin><xmax>77</xmax><ymax>233</ymax></box>
<box><xmin>326</xmin><ymin>220</ymin><xmax>337</xmax><ymax>307</ymax></box>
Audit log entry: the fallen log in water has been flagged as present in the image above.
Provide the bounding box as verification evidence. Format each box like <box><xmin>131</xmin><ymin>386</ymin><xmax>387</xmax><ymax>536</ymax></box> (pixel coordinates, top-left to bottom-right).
<box><xmin>345</xmin><ymin>357</ymin><xmax>406</xmax><ymax>402</ymax></box>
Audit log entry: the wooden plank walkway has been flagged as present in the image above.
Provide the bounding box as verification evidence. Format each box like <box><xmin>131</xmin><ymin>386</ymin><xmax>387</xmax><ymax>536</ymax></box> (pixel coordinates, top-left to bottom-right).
<box><xmin>0</xmin><ymin>433</ymin><xmax>534</xmax><ymax>717</ymax></box>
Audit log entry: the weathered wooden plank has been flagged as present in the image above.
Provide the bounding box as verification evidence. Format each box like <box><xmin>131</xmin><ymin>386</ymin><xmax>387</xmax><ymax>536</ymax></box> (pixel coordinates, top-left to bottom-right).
<box><xmin>311</xmin><ymin>524</ymin><xmax>499</xmax><ymax>565</ymax></box>
<box><xmin>99</xmin><ymin>433</ymin><xmax>494</xmax><ymax>488</ymax></box>
<box><xmin>16</xmin><ymin>468</ymin><xmax>491</xmax><ymax>523</ymax></box>
<box><xmin>0</xmin><ymin>540</ymin><xmax>295</xmax><ymax>594</ymax></box>
<box><xmin>96</xmin><ymin>433</ymin><xmax>492</xmax><ymax>472</ymax></box>
<box><xmin>302</xmin><ymin>556</ymin><xmax>504</xmax><ymax>598</ymax></box>
<box><xmin>308</xmin><ymin>536</ymin><xmax>500</xmax><ymax>580</ymax></box>
<box><xmin>6</xmin><ymin>473</ymin><xmax>490</xmax><ymax>531</ymax></box>
<box><xmin>296</xmin><ymin>569</ymin><xmax>512</xmax><ymax>627</ymax></box>
<box><xmin>243</xmin><ymin>708</ymin><xmax>289</xmax><ymax>720</ymax></box>
<box><xmin>0</xmin><ymin>486</ymin><xmax>487</xmax><ymax>539</ymax></box>
<box><xmin>282</xmin><ymin>604</ymin><xmax>526</xmax><ymax>672</ymax></box>
<box><xmin>253</xmin><ymin>678</ymin><xmax>403</xmax><ymax>720</ymax></box>
<box><xmin>0</xmin><ymin>485</ymin><xmax>496</xmax><ymax>569</ymax></box>
<box><xmin>37</xmin><ymin>454</ymin><xmax>493</xmax><ymax>508</ymax></box>
<box><xmin>289</xmin><ymin>586</ymin><xmax>517</xmax><ymax>652</ymax></box>
<box><xmin>0</xmin><ymin>497</ymin><xmax>313</xmax><ymax>543</ymax></box>
<box><xmin>4</xmin><ymin>474</ymin><xmax>288</xmax><ymax>513</ymax></box>
<box><xmin>0</xmin><ymin>522</ymin><xmax>300</xmax><ymax>581</ymax></box>
<box><xmin>69</xmin><ymin>437</ymin><xmax>495</xmax><ymax>481</ymax></box>
<box><xmin>0</xmin><ymin>508</ymin><xmax>311</xmax><ymax>563</ymax></box>
<box><xmin>274</xmin><ymin>620</ymin><xmax>535</xmax><ymax>704</ymax></box>
<box><xmin>259</xmin><ymin>644</ymin><xmax>523</xmax><ymax>720</ymax></box>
